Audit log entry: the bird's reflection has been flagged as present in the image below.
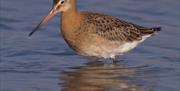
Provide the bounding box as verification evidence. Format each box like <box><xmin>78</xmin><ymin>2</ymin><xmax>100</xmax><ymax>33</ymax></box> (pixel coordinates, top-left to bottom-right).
<box><xmin>60</xmin><ymin>61</ymin><xmax>151</xmax><ymax>91</ymax></box>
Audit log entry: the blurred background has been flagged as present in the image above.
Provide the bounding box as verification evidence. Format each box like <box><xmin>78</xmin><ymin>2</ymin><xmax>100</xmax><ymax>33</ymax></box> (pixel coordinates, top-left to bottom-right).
<box><xmin>0</xmin><ymin>0</ymin><xmax>180</xmax><ymax>91</ymax></box>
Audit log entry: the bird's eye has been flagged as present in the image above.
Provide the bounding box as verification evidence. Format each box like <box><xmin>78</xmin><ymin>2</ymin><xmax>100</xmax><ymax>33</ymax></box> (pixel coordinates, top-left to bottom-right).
<box><xmin>61</xmin><ymin>0</ymin><xmax>65</xmax><ymax>4</ymax></box>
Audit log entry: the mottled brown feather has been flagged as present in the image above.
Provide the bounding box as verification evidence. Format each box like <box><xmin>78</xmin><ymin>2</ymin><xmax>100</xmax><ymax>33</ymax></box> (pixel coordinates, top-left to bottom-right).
<box><xmin>76</xmin><ymin>12</ymin><xmax>157</xmax><ymax>42</ymax></box>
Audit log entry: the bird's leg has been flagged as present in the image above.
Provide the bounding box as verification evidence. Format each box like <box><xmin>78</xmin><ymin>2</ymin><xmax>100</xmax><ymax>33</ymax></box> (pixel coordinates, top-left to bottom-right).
<box><xmin>111</xmin><ymin>57</ymin><xmax>118</xmax><ymax>64</ymax></box>
<box><xmin>111</xmin><ymin>55</ymin><xmax>124</xmax><ymax>64</ymax></box>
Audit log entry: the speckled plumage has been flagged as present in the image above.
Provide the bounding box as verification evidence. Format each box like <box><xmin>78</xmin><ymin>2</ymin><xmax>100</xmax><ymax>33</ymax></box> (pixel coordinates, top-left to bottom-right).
<box><xmin>77</xmin><ymin>12</ymin><xmax>155</xmax><ymax>42</ymax></box>
<box><xmin>65</xmin><ymin>11</ymin><xmax>160</xmax><ymax>58</ymax></box>
<box><xmin>30</xmin><ymin>0</ymin><xmax>161</xmax><ymax>59</ymax></box>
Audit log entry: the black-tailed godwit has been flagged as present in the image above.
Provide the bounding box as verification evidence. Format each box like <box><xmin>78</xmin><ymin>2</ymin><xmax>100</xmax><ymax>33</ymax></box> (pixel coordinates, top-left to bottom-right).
<box><xmin>29</xmin><ymin>0</ymin><xmax>161</xmax><ymax>59</ymax></box>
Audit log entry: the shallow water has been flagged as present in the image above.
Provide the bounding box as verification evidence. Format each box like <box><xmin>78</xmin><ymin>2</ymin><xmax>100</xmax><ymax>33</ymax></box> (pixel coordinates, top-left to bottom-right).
<box><xmin>0</xmin><ymin>0</ymin><xmax>180</xmax><ymax>91</ymax></box>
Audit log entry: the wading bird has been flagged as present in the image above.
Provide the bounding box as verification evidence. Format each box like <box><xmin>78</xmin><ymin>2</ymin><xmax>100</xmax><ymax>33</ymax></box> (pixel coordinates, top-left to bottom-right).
<box><xmin>29</xmin><ymin>0</ymin><xmax>161</xmax><ymax>60</ymax></box>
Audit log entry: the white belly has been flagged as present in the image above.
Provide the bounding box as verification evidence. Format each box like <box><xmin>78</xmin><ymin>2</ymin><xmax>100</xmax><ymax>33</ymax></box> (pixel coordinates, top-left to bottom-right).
<box><xmin>82</xmin><ymin>35</ymin><xmax>151</xmax><ymax>58</ymax></box>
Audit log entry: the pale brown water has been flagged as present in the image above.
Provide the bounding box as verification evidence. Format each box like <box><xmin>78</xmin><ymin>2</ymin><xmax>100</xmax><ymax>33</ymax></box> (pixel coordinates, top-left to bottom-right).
<box><xmin>0</xmin><ymin>0</ymin><xmax>180</xmax><ymax>91</ymax></box>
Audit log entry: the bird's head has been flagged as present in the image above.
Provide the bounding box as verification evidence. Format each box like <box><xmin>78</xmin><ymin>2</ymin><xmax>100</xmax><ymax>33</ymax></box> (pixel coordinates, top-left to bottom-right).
<box><xmin>53</xmin><ymin>0</ymin><xmax>72</xmax><ymax>13</ymax></box>
<box><xmin>28</xmin><ymin>0</ymin><xmax>74</xmax><ymax>37</ymax></box>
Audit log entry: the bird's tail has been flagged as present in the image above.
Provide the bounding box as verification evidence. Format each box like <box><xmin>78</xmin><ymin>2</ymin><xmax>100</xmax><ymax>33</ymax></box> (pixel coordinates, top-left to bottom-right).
<box><xmin>141</xmin><ymin>27</ymin><xmax>161</xmax><ymax>35</ymax></box>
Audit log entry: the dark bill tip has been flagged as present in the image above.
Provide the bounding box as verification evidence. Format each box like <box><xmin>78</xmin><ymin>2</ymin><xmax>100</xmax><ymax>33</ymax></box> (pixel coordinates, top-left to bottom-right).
<box><xmin>28</xmin><ymin>9</ymin><xmax>56</xmax><ymax>37</ymax></box>
<box><xmin>28</xmin><ymin>25</ymin><xmax>40</xmax><ymax>37</ymax></box>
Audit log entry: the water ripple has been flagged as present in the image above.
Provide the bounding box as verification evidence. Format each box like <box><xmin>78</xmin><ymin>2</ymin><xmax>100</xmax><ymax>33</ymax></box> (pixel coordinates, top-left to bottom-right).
<box><xmin>0</xmin><ymin>17</ymin><xmax>20</xmax><ymax>23</ymax></box>
<box><xmin>0</xmin><ymin>0</ymin><xmax>179</xmax><ymax>91</ymax></box>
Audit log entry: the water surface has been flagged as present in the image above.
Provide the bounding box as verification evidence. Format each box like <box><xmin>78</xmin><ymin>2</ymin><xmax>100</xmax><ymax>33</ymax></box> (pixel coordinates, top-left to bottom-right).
<box><xmin>0</xmin><ymin>0</ymin><xmax>180</xmax><ymax>91</ymax></box>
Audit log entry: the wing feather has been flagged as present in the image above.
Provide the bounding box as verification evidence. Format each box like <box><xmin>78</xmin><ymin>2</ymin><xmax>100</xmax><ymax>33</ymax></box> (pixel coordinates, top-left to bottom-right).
<box><xmin>81</xmin><ymin>12</ymin><xmax>151</xmax><ymax>42</ymax></box>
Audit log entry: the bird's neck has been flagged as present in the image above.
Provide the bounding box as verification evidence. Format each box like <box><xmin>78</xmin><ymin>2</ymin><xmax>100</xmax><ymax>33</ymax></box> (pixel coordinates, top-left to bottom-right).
<box><xmin>61</xmin><ymin>7</ymin><xmax>79</xmax><ymax>23</ymax></box>
<box><xmin>61</xmin><ymin>4</ymin><xmax>81</xmax><ymax>38</ymax></box>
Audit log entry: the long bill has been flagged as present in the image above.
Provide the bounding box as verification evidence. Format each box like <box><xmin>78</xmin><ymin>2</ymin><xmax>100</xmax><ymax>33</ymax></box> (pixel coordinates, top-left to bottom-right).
<box><xmin>28</xmin><ymin>8</ymin><xmax>56</xmax><ymax>37</ymax></box>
